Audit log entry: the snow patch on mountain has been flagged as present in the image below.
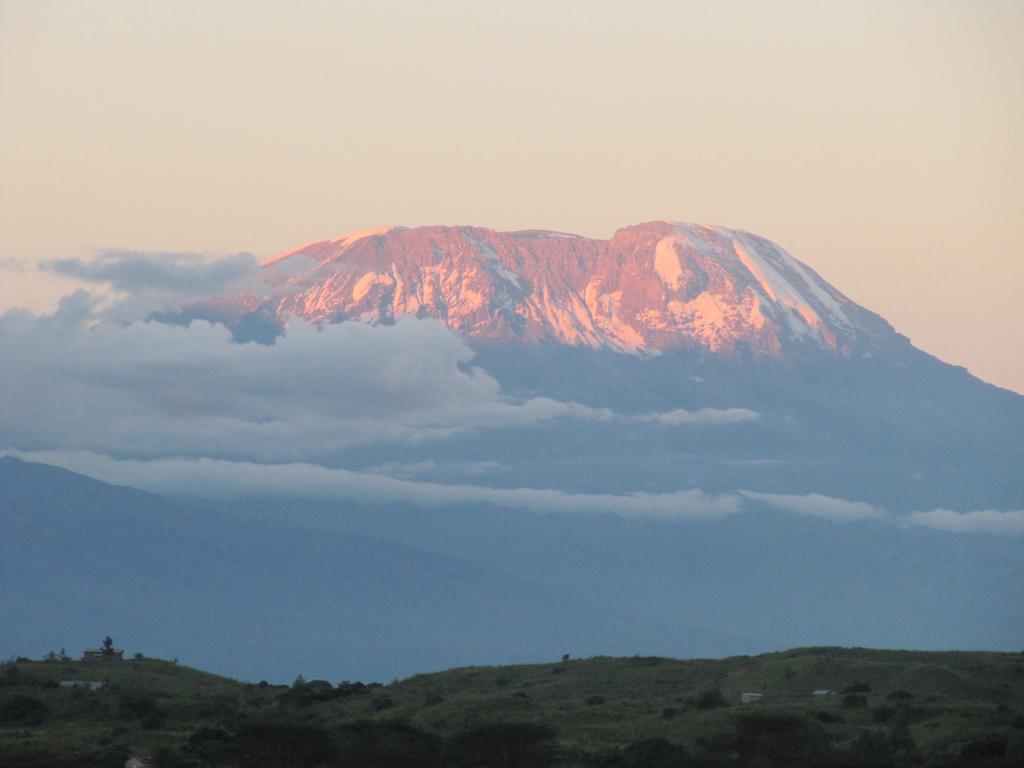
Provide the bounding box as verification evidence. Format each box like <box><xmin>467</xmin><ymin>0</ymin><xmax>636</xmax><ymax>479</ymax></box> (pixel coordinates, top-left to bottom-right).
<box><xmin>654</xmin><ymin>236</ymin><xmax>685</xmax><ymax>290</ymax></box>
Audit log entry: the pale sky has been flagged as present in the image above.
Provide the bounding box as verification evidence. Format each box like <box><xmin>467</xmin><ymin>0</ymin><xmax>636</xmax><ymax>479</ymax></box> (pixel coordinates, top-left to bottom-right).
<box><xmin>1</xmin><ymin>0</ymin><xmax>1022</xmax><ymax>392</ymax></box>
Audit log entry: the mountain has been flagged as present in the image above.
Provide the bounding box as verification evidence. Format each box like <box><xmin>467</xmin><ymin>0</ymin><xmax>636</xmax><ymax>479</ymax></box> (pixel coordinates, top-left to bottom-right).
<box><xmin>223</xmin><ymin>222</ymin><xmax>899</xmax><ymax>356</ymax></box>
<box><xmin>4</xmin><ymin>454</ymin><xmax>1022</xmax><ymax>687</ymax></box>
<box><xmin>178</xmin><ymin>220</ymin><xmax>1023</xmax><ymax>510</ymax></box>
<box><xmin>7</xmin><ymin>221</ymin><xmax>1021</xmax><ymax>682</ymax></box>
<box><xmin>0</xmin><ymin>456</ymin><xmax>740</xmax><ymax>682</ymax></box>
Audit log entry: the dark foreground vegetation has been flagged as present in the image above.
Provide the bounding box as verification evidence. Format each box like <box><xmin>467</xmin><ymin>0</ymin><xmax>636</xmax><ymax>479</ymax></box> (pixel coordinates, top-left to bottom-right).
<box><xmin>1</xmin><ymin>647</ymin><xmax>1022</xmax><ymax>767</ymax></box>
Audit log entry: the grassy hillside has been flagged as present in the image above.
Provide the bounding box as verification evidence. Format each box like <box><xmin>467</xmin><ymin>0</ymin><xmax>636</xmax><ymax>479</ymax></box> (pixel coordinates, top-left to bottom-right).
<box><xmin>1</xmin><ymin>647</ymin><xmax>1022</xmax><ymax>766</ymax></box>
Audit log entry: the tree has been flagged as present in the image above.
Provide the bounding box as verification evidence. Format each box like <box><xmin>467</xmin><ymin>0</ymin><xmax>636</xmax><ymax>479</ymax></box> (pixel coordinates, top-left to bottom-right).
<box><xmin>336</xmin><ymin>719</ymin><xmax>442</xmax><ymax>768</ymax></box>
<box><xmin>101</xmin><ymin>636</ymin><xmax>114</xmax><ymax>655</ymax></box>
<box><xmin>234</xmin><ymin>721</ymin><xmax>337</xmax><ymax>768</ymax></box>
<box><xmin>735</xmin><ymin>712</ymin><xmax>830</xmax><ymax>766</ymax></box>
<box><xmin>443</xmin><ymin>722</ymin><xmax>557</xmax><ymax>768</ymax></box>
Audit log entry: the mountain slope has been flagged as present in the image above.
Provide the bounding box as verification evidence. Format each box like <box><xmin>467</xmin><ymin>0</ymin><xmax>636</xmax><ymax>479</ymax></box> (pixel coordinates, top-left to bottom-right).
<box><xmin>0</xmin><ymin>456</ymin><xmax>740</xmax><ymax>682</ymax></box>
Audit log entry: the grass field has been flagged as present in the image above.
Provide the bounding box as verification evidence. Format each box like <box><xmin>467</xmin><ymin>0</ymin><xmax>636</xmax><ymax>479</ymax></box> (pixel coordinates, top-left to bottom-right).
<box><xmin>2</xmin><ymin>647</ymin><xmax>1022</xmax><ymax>766</ymax></box>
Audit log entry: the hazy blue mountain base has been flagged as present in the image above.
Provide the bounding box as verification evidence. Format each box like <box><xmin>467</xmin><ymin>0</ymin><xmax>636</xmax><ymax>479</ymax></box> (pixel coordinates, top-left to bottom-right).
<box><xmin>4</xmin><ymin>332</ymin><xmax>1024</xmax><ymax>682</ymax></box>
<box><xmin>461</xmin><ymin>345</ymin><xmax>1024</xmax><ymax>509</ymax></box>
<box><xmin>2</xmin><ymin>453</ymin><xmax>1021</xmax><ymax>684</ymax></box>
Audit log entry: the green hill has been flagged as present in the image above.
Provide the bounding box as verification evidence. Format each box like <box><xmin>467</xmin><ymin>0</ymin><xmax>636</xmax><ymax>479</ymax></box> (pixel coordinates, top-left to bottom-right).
<box><xmin>2</xmin><ymin>647</ymin><xmax>1022</xmax><ymax>767</ymax></box>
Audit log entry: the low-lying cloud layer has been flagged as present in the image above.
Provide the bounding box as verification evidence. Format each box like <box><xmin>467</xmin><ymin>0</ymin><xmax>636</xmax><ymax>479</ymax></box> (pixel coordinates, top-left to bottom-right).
<box><xmin>637</xmin><ymin>408</ymin><xmax>759</xmax><ymax>426</ymax></box>
<box><xmin>41</xmin><ymin>250</ymin><xmax>258</xmax><ymax>295</ymax></box>
<box><xmin>741</xmin><ymin>491</ymin><xmax>889</xmax><ymax>522</ymax></box>
<box><xmin>10</xmin><ymin>448</ymin><xmax>1017</xmax><ymax>534</ymax></box>
<box><xmin>0</xmin><ymin>294</ymin><xmax>757</xmax><ymax>464</ymax></box>
<box><xmin>11</xmin><ymin>450</ymin><xmax>743</xmax><ymax>521</ymax></box>
<box><xmin>909</xmin><ymin>508</ymin><xmax>1024</xmax><ymax>536</ymax></box>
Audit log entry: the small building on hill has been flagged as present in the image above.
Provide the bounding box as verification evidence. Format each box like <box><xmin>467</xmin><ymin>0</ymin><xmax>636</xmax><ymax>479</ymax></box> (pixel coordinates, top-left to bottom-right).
<box><xmin>43</xmin><ymin>648</ymin><xmax>71</xmax><ymax>662</ymax></box>
<box><xmin>741</xmin><ymin>691</ymin><xmax>764</xmax><ymax>704</ymax></box>
<box><xmin>83</xmin><ymin>636</ymin><xmax>124</xmax><ymax>662</ymax></box>
<box><xmin>812</xmin><ymin>688</ymin><xmax>836</xmax><ymax>698</ymax></box>
<box><xmin>83</xmin><ymin>648</ymin><xmax>124</xmax><ymax>662</ymax></box>
<box><xmin>60</xmin><ymin>679</ymin><xmax>106</xmax><ymax>690</ymax></box>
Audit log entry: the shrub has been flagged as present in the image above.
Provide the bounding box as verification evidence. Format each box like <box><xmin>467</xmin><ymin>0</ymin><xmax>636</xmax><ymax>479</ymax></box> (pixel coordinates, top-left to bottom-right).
<box><xmin>0</xmin><ymin>666</ymin><xmax>23</xmax><ymax>687</ymax></box>
<box><xmin>697</xmin><ymin>687</ymin><xmax>727</xmax><ymax>710</ymax></box>
<box><xmin>234</xmin><ymin>721</ymin><xmax>337</xmax><ymax>768</ymax></box>
<box><xmin>961</xmin><ymin>734</ymin><xmax>1007</xmax><ymax>758</ymax></box>
<box><xmin>850</xmin><ymin>729</ymin><xmax>894</xmax><ymax>766</ymax></box>
<box><xmin>337</xmin><ymin>680</ymin><xmax>369</xmax><ymax>698</ymax></box>
<box><xmin>443</xmin><ymin>722</ymin><xmax>557</xmax><ymax>768</ymax></box>
<box><xmin>886</xmin><ymin>689</ymin><xmax>913</xmax><ymax>701</ymax></box>
<box><xmin>0</xmin><ymin>694</ymin><xmax>49</xmax><ymax>725</ymax></box>
<box><xmin>613</xmin><ymin>738</ymin><xmax>690</xmax><ymax>768</ymax></box>
<box><xmin>888</xmin><ymin>713</ymin><xmax>915</xmax><ymax>754</ymax></box>
<box><xmin>337</xmin><ymin>719</ymin><xmax>442</xmax><ymax>768</ymax></box>
<box><xmin>661</xmin><ymin>707</ymin><xmax>677</xmax><ymax>719</ymax></box>
<box><xmin>842</xmin><ymin>682</ymin><xmax>872</xmax><ymax>694</ymax></box>
<box><xmin>843</xmin><ymin>693</ymin><xmax>869</xmax><ymax>708</ymax></box>
<box><xmin>586</xmin><ymin>695</ymin><xmax>605</xmax><ymax>706</ymax></box>
<box><xmin>185</xmin><ymin>726</ymin><xmax>235</xmax><ymax>766</ymax></box>
<box><xmin>734</xmin><ymin>712</ymin><xmax>830</xmax><ymax>765</ymax></box>
<box><xmin>871</xmin><ymin>705</ymin><xmax>895</xmax><ymax>723</ymax></box>
<box><xmin>278</xmin><ymin>678</ymin><xmax>338</xmax><ymax>706</ymax></box>
<box><xmin>117</xmin><ymin>693</ymin><xmax>160</xmax><ymax>721</ymax></box>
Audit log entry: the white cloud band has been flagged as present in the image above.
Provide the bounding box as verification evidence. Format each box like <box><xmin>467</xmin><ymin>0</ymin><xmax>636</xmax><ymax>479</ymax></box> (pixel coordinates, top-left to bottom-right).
<box><xmin>9</xmin><ymin>450</ymin><xmax>741</xmax><ymax>521</ymax></box>
<box><xmin>908</xmin><ymin>508</ymin><xmax>1024</xmax><ymax>536</ymax></box>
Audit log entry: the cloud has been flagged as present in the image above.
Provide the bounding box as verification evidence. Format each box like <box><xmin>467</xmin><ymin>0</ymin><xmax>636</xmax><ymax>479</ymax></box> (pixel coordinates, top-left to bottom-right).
<box><xmin>636</xmin><ymin>408</ymin><xmax>759</xmax><ymax>426</ymax></box>
<box><xmin>13</xmin><ymin>448</ymin><xmax>1023</xmax><ymax>532</ymax></box>
<box><xmin>908</xmin><ymin>508</ymin><xmax>1024</xmax><ymax>536</ymax></box>
<box><xmin>0</xmin><ymin>256</ymin><xmax>26</xmax><ymax>272</ymax></box>
<box><xmin>40</xmin><ymin>250</ymin><xmax>258</xmax><ymax>294</ymax></box>
<box><xmin>740</xmin><ymin>493</ymin><xmax>1024</xmax><ymax>535</ymax></box>
<box><xmin>10</xmin><ymin>450</ymin><xmax>743</xmax><ymax>522</ymax></box>
<box><xmin>0</xmin><ymin>299</ymin><xmax>754</xmax><ymax>464</ymax></box>
<box><xmin>740</xmin><ymin>491</ymin><xmax>889</xmax><ymax>522</ymax></box>
<box><xmin>363</xmin><ymin>460</ymin><xmax>510</xmax><ymax>480</ymax></box>
<box><xmin>0</xmin><ymin>303</ymin><xmax>576</xmax><ymax>460</ymax></box>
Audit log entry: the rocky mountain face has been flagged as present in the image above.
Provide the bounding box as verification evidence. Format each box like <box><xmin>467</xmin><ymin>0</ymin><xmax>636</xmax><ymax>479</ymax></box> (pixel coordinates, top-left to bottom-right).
<box><xmin>247</xmin><ymin>222</ymin><xmax>897</xmax><ymax>356</ymax></box>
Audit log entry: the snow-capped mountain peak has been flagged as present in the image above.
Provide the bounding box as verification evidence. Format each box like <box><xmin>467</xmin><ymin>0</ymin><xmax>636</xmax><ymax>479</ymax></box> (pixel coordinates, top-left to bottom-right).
<box><xmin>252</xmin><ymin>221</ymin><xmax>893</xmax><ymax>356</ymax></box>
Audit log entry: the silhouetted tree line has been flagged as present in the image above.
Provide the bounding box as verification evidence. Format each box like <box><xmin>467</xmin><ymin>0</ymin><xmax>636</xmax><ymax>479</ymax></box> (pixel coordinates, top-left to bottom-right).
<box><xmin>1</xmin><ymin>708</ymin><xmax>1019</xmax><ymax>768</ymax></box>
